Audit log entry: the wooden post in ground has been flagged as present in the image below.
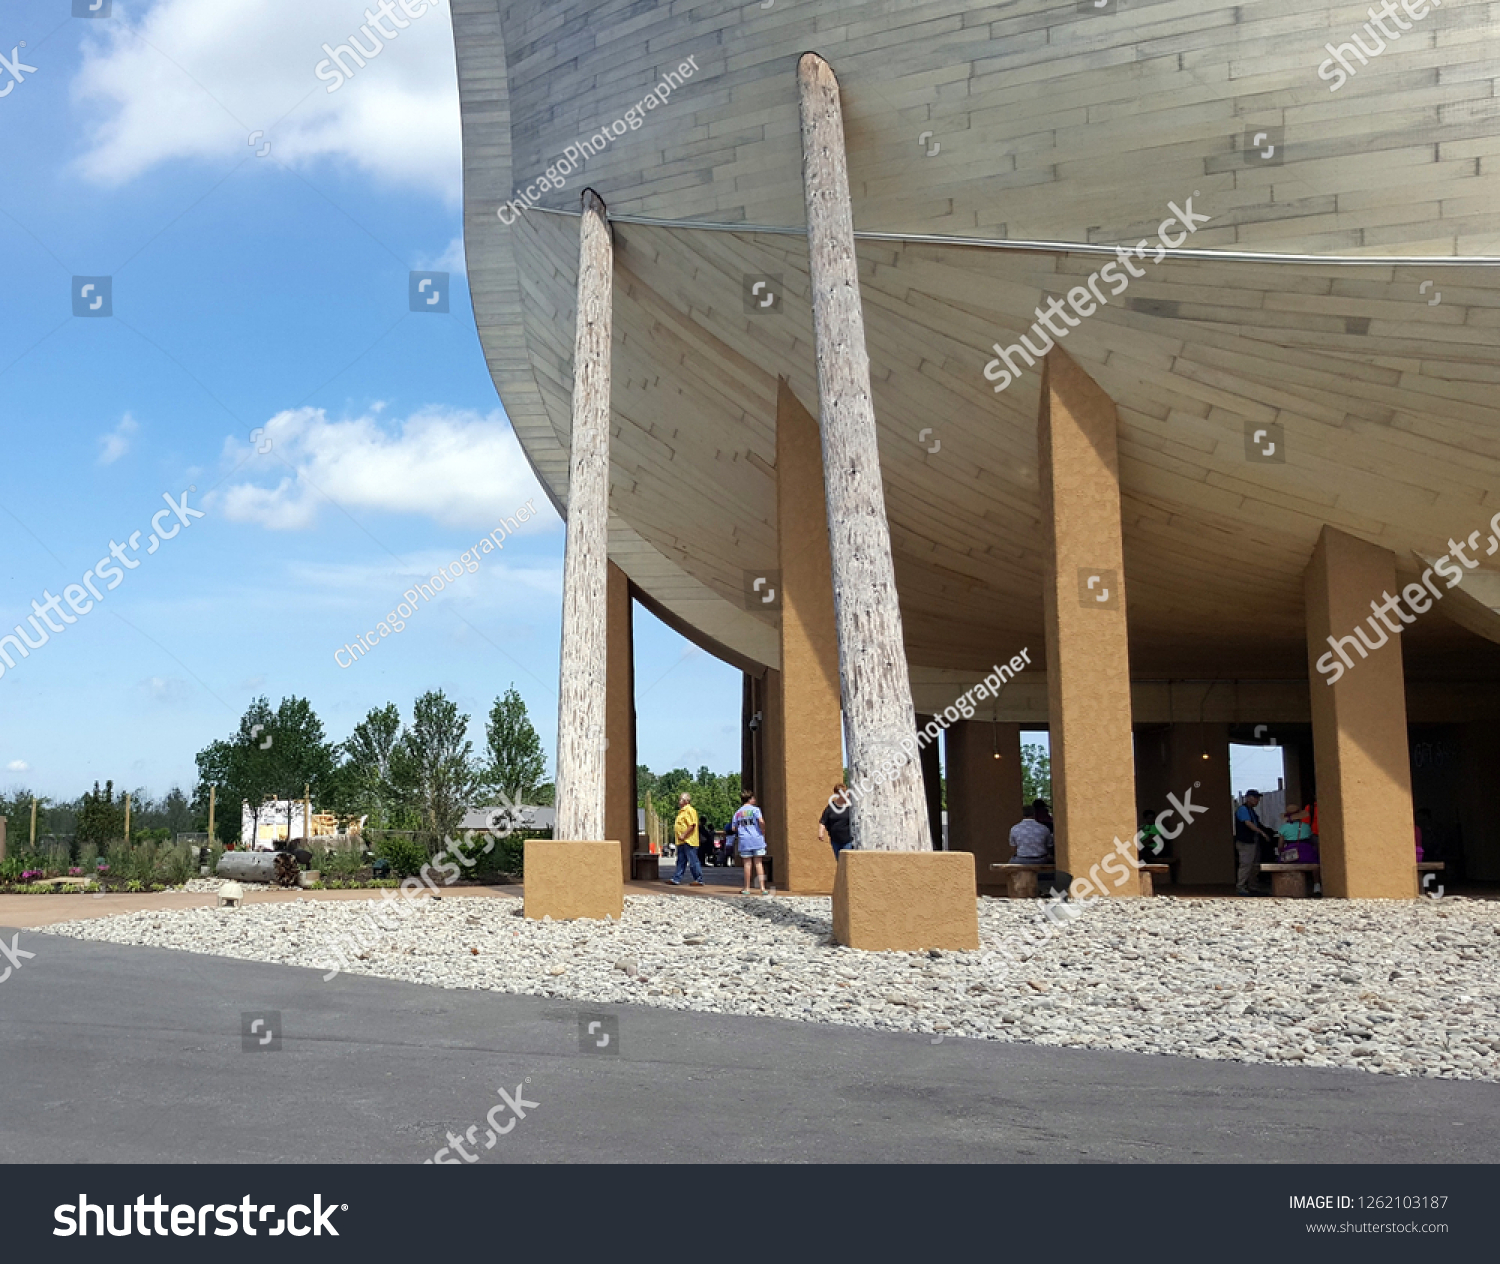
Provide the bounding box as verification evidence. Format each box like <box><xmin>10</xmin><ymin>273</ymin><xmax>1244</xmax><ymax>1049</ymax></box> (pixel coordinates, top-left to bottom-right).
<box><xmin>124</xmin><ymin>793</ymin><xmax>131</xmax><ymax>844</ymax></box>
<box><xmin>552</xmin><ymin>187</ymin><xmax>612</xmax><ymax>845</ymax></box>
<box><xmin>303</xmin><ymin>783</ymin><xmax>312</xmax><ymax>842</ymax></box>
<box><xmin>29</xmin><ymin>797</ymin><xmax>37</xmax><ymax>848</ymax></box>
<box><xmin>208</xmin><ymin>786</ymin><xmax>216</xmax><ymax>845</ymax></box>
<box><xmin>528</xmin><ymin>187</ymin><xmax>623</xmax><ymax>921</ymax></box>
<box><xmin>796</xmin><ymin>51</ymin><xmax>929</xmax><ymax>854</ymax></box>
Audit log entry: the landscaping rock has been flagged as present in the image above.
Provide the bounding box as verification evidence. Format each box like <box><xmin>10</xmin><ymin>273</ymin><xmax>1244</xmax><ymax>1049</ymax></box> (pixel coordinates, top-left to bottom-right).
<box><xmin>34</xmin><ymin>892</ymin><xmax>1500</xmax><ymax>1082</ymax></box>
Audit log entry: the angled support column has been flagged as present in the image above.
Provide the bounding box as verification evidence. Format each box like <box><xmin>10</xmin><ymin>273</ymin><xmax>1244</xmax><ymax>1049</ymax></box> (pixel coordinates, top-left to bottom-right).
<box><xmin>1304</xmin><ymin>525</ymin><xmax>1417</xmax><ymax>898</ymax></box>
<box><xmin>799</xmin><ymin>51</ymin><xmax>975</xmax><ymax>948</ymax></box>
<box><xmin>774</xmin><ymin>379</ymin><xmax>845</xmax><ymax>894</ymax></box>
<box><xmin>605</xmin><ymin>561</ymin><xmax>638</xmax><ymax>881</ymax></box>
<box><xmin>531</xmin><ymin>188</ymin><xmax>622</xmax><ymax>920</ymax></box>
<box><xmin>1039</xmin><ymin>350</ymin><xmax>1139</xmax><ymax>896</ymax></box>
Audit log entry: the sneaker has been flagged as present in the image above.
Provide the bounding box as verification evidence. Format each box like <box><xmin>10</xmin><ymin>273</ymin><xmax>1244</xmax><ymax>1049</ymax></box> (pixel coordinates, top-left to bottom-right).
<box><xmin>1235</xmin><ymin>887</ymin><xmax>1252</xmax><ymax>896</ymax></box>
<box><xmin>691</xmin><ymin>880</ymin><xmax>705</xmax><ymax>887</ymax></box>
<box><xmin>667</xmin><ymin>879</ymin><xmax>681</xmax><ymax>886</ymax></box>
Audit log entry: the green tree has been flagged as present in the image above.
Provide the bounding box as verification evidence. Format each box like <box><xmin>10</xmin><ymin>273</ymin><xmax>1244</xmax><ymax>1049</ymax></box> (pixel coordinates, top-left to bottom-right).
<box><xmin>193</xmin><ymin>696</ymin><xmax>336</xmax><ymax>845</ymax></box>
<box><xmin>635</xmin><ymin>765</ymin><xmax>740</xmax><ymax>830</ymax></box>
<box><xmin>76</xmin><ymin>781</ymin><xmax>124</xmax><ymax>848</ymax></box>
<box><xmin>332</xmin><ymin>702</ymin><xmax>403</xmax><ymax>825</ymax></box>
<box><xmin>1021</xmin><ymin>742</ymin><xmax>1052</xmax><ymax>806</ymax></box>
<box><xmin>389</xmin><ymin>690</ymin><xmax>479</xmax><ymax>850</ymax></box>
<box><xmin>481</xmin><ymin>686</ymin><xmax>547</xmax><ymax>803</ymax></box>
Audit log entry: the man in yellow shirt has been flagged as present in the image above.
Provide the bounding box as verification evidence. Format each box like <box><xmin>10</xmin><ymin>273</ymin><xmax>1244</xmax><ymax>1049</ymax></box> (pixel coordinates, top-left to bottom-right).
<box><xmin>669</xmin><ymin>792</ymin><xmax>704</xmax><ymax>886</ymax></box>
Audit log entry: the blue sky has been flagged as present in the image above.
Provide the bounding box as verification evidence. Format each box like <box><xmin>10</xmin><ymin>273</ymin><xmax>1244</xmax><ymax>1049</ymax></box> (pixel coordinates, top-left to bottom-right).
<box><xmin>0</xmin><ymin>0</ymin><xmax>743</xmax><ymax>802</ymax></box>
<box><xmin>0</xmin><ymin>0</ymin><xmax>1288</xmax><ymax>811</ymax></box>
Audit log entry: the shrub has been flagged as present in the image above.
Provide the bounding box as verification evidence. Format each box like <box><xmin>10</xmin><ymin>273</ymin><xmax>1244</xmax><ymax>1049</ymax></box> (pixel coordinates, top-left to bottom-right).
<box><xmin>373</xmin><ymin>835</ymin><xmax>427</xmax><ymax>878</ymax></box>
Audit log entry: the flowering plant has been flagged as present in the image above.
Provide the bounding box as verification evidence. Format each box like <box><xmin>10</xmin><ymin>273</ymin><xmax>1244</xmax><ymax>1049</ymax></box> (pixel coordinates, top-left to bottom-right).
<box><xmin>21</xmin><ymin>870</ymin><xmax>43</xmax><ymax>881</ymax></box>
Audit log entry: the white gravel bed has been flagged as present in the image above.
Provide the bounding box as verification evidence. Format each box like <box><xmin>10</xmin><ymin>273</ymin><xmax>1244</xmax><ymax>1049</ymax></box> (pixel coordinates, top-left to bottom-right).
<box><xmin>172</xmin><ymin>877</ymin><xmax>275</xmax><ymax>894</ymax></box>
<box><xmin>37</xmin><ymin>892</ymin><xmax>1500</xmax><ymax>1080</ymax></box>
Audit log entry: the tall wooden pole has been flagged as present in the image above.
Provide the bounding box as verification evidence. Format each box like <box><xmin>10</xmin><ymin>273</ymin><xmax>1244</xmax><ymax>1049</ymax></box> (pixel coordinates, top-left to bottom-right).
<box><xmin>797</xmin><ymin>52</ymin><xmax>930</xmax><ymax>853</ymax></box>
<box><xmin>207</xmin><ymin>786</ymin><xmax>216</xmax><ymax>844</ymax></box>
<box><xmin>123</xmin><ymin>792</ymin><xmax>132</xmax><ymax>843</ymax></box>
<box><xmin>303</xmin><ymin>783</ymin><xmax>312</xmax><ymax>842</ymax></box>
<box><xmin>553</xmin><ymin>188</ymin><xmax>612</xmax><ymax>843</ymax></box>
<box><xmin>30</xmin><ymin>797</ymin><xmax>37</xmax><ymax>848</ymax></box>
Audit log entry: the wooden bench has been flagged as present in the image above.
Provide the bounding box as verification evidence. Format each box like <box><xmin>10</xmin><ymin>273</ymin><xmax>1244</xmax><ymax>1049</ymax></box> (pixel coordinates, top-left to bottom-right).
<box><xmin>1261</xmin><ymin>860</ymin><xmax>1444</xmax><ymax>898</ymax></box>
<box><xmin>989</xmin><ymin>863</ymin><xmax>1049</xmax><ymax>898</ymax></box>
<box><xmin>1259</xmin><ymin>863</ymin><xmax>1319</xmax><ymax>898</ymax></box>
<box><xmin>1137</xmin><ymin>863</ymin><xmax>1170</xmax><ymax>897</ymax></box>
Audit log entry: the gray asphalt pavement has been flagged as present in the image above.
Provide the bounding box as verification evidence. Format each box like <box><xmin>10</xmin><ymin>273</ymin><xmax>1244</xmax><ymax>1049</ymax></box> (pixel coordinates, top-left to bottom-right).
<box><xmin>2</xmin><ymin>927</ymin><xmax>1496</xmax><ymax>1164</ymax></box>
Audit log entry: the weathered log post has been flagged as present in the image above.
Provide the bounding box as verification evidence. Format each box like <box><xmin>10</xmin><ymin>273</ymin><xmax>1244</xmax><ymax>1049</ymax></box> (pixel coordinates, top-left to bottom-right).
<box><xmin>796</xmin><ymin>52</ymin><xmax>930</xmax><ymax>855</ymax></box>
<box><xmin>797</xmin><ymin>52</ymin><xmax>977</xmax><ymax>948</ymax></box>
<box><xmin>529</xmin><ymin>187</ymin><xmax>624</xmax><ymax>920</ymax></box>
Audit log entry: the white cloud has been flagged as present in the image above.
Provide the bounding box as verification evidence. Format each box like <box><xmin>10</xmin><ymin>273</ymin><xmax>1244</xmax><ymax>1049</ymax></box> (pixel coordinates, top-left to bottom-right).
<box><xmin>141</xmin><ymin>676</ymin><xmax>193</xmax><ymax>705</ymax></box>
<box><xmin>6</xmin><ymin>760</ymin><xmax>29</xmax><ymax>773</ymax></box>
<box><xmin>72</xmin><ymin>0</ymin><xmax>460</xmax><ymax>199</ymax></box>
<box><xmin>416</xmin><ymin>235</ymin><xmax>466</xmax><ymax>275</ymax></box>
<box><xmin>97</xmin><ymin>413</ymin><xmax>138</xmax><ymax>465</ymax></box>
<box><xmin>211</xmin><ymin>405</ymin><xmax>553</xmax><ymax>531</ymax></box>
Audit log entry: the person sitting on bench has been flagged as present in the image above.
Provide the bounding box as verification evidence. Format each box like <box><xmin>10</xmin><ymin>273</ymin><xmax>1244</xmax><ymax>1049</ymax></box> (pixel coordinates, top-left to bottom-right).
<box><xmin>1008</xmin><ymin>804</ymin><xmax>1072</xmax><ymax>898</ymax></box>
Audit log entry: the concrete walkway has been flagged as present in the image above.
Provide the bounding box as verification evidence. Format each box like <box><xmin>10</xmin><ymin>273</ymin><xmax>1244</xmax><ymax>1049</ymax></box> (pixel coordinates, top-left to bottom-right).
<box><xmin>2</xmin><ymin>928</ymin><xmax>1497</xmax><ymax>1164</ymax></box>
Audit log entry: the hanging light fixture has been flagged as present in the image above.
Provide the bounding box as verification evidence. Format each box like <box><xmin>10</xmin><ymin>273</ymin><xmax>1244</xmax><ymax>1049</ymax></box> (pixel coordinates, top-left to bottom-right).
<box><xmin>1199</xmin><ymin>682</ymin><xmax>1211</xmax><ymax>760</ymax></box>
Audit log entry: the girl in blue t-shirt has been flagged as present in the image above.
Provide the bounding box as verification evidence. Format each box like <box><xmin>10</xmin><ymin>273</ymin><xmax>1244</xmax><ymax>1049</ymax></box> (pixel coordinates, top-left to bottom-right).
<box><xmin>732</xmin><ymin>793</ymin><xmax>769</xmax><ymax>895</ymax></box>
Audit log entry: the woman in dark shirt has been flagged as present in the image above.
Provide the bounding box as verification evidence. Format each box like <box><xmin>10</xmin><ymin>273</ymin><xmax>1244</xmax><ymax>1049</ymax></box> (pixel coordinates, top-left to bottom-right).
<box><xmin>819</xmin><ymin>783</ymin><xmax>853</xmax><ymax>856</ymax></box>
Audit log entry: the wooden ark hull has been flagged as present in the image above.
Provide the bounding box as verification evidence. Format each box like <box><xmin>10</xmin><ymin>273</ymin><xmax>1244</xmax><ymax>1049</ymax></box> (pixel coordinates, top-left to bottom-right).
<box><xmin>451</xmin><ymin>0</ymin><xmax>1500</xmax><ymax>701</ymax></box>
